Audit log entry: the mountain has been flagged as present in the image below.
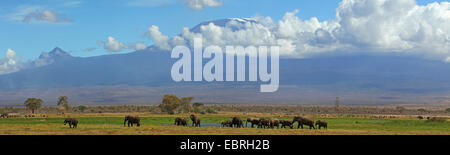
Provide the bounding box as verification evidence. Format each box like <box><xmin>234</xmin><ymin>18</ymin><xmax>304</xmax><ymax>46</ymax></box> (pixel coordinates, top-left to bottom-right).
<box><xmin>1</xmin><ymin>19</ymin><xmax>450</xmax><ymax>105</ymax></box>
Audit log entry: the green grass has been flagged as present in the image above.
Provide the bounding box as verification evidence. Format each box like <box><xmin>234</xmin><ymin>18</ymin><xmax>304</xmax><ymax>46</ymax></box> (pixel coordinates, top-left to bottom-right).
<box><xmin>0</xmin><ymin>114</ymin><xmax>448</xmax><ymax>135</ymax></box>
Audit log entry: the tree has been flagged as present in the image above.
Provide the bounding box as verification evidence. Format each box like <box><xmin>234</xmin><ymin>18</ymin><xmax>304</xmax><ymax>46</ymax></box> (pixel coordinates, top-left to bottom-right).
<box><xmin>180</xmin><ymin>97</ymin><xmax>194</xmax><ymax>113</ymax></box>
<box><xmin>78</xmin><ymin>105</ymin><xmax>87</xmax><ymax>113</ymax></box>
<box><xmin>417</xmin><ymin>108</ymin><xmax>427</xmax><ymax>113</ymax></box>
<box><xmin>24</xmin><ymin>98</ymin><xmax>42</xmax><ymax>114</ymax></box>
<box><xmin>193</xmin><ymin>102</ymin><xmax>204</xmax><ymax>107</ymax></box>
<box><xmin>446</xmin><ymin>108</ymin><xmax>450</xmax><ymax>113</ymax></box>
<box><xmin>57</xmin><ymin>96</ymin><xmax>68</xmax><ymax>106</ymax></box>
<box><xmin>57</xmin><ymin>96</ymin><xmax>70</xmax><ymax>112</ymax></box>
<box><xmin>159</xmin><ymin>94</ymin><xmax>182</xmax><ymax>114</ymax></box>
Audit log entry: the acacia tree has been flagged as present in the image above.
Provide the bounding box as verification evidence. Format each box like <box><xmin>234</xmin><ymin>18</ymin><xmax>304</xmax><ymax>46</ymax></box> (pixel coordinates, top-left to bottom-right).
<box><xmin>159</xmin><ymin>94</ymin><xmax>182</xmax><ymax>114</ymax></box>
<box><xmin>24</xmin><ymin>98</ymin><xmax>43</xmax><ymax>114</ymax></box>
<box><xmin>57</xmin><ymin>96</ymin><xmax>70</xmax><ymax>112</ymax></box>
<box><xmin>181</xmin><ymin>97</ymin><xmax>194</xmax><ymax>113</ymax></box>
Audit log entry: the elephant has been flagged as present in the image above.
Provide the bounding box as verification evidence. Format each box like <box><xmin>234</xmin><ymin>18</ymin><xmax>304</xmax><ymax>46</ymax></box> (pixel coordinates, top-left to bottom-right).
<box><xmin>232</xmin><ymin>117</ymin><xmax>243</xmax><ymax>128</ymax></box>
<box><xmin>293</xmin><ymin>116</ymin><xmax>315</xmax><ymax>129</ymax></box>
<box><xmin>258</xmin><ymin>118</ymin><xmax>271</xmax><ymax>129</ymax></box>
<box><xmin>124</xmin><ymin>115</ymin><xmax>141</xmax><ymax>127</ymax></box>
<box><xmin>315</xmin><ymin>120</ymin><xmax>328</xmax><ymax>129</ymax></box>
<box><xmin>269</xmin><ymin>119</ymin><xmax>280</xmax><ymax>129</ymax></box>
<box><xmin>221</xmin><ymin>121</ymin><xmax>233</xmax><ymax>127</ymax></box>
<box><xmin>175</xmin><ymin>117</ymin><xmax>187</xmax><ymax>126</ymax></box>
<box><xmin>279</xmin><ymin>120</ymin><xmax>294</xmax><ymax>129</ymax></box>
<box><xmin>190</xmin><ymin>114</ymin><xmax>201</xmax><ymax>127</ymax></box>
<box><xmin>64</xmin><ymin>118</ymin><xmax>78</xmax><ymax>128</ymax></box>
<box><xmin>246</xmin><ymin>118</ymin><xmax>260</xmax><ymax>128</ymax></box>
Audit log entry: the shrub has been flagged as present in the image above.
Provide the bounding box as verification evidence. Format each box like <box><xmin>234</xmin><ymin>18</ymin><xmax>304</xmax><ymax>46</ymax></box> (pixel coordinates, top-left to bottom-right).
<box><xmin>206</xmin><ymin>108</ymin><xmax>217</xmax><ymax>114</ymax></box>
<box><xmin>78</xmin><ymin>105</ymin><xmax>87</xmax><ymax>112</ymax></box>
<box><xmin>193</xmin><ymin>102</ymin><xmax>204</xmax><ymax>107</ymax></box>
<box><xmin>417</xmin><ymin>108</ymin><xmax>427</xmax><ymax>113</ymax></box>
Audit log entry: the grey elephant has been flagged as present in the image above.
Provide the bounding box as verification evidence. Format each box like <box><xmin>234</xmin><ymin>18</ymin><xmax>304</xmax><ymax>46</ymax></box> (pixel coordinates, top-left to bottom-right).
<box><xmin>64</xmin><ymin>118</ymin><xmax>78</xmax><ymax>128</ymax></box>
<box><xmin>293</xmin><ymin>116</ymin><xmax>315</xmax><ymax>129</ymax></box>
<box><xmin>232</xmin><ymin>117</ymin><xmax>243</xmax><ymax>128</ymax></box>
<box><xmin>246</xmin><ymin>118</ymin><xmax>260</xmax><ymax>128</ymax></box>
<box><xmin>190</xmin><ymin>114</ymin><xmax>201</xmax><ymax>127</ymax></box>
<box><xmin>279</xmin><ymin>120</ymin><xmax>293</xmax><ymax>129</ymax></box>
<box><xmin>315</xmin><ymin>120</ymin><xmax>328</xmax><ymax>129</ymax></box>
<box><xmin>269</xmin><ymin>119</ymin><xmax>280</xmax><ymax>129</ymax></box>
<box><xmin>175</xmin><ymin>117</ymin><xmax>187</xmax><ymax>126</ymax></box>
<box><xmin>258</xmin><ymin>118</ymin><xmax>271</xmax><ymax>129</ymax></box>
<box><xmin>124</xmin><ymin>115</ymin><xmax>140</xmax><ymax>127</ymax></box>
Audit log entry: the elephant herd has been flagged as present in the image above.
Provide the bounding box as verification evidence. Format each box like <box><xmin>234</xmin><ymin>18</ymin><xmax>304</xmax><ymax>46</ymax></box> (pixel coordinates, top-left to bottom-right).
<box><xmin>175</xmin><ymin>114</ymin><xmax>201</xmax><ymax>127</ymax></box>
<box><xmin>62</xmin><ymin>115</ymin><xmax>328</xmax><ymax>130</ymax></box>
<box><xmin>63</xmin><ymin>115</ymin><xmax>141</xmax><ymax>128</ymax></box>
<box><xmin>175</xmin><ymin>115</ymin><xmax>329</xmax><ymax>129</ymax></box>
<box><xmin>243</xmin><ymin>116</ymin><xmax>328</xmax><ymax>129</ymax></box>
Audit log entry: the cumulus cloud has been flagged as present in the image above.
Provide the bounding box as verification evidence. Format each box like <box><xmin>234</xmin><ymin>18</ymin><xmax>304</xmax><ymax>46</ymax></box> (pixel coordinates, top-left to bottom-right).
<box><xmin>134</xmin><ymin>42</ymin><xmax>148</xmax><ymax>50</ymax></box>
<box><xmin>186</xmin><ymin>0</ymin><xmax>223</xmax><ymax>10</ymax></box>
<box><xmin>5</xmin><ymin>5</ymin><xmax>72</xmax><ymax>23</ymax></box>
<box><xmin>98</xmin><ymin>36</ymin><xmax>149</xmax><ymax>52</ymax></box>
<box><xmin>22</xmin><ymin>10</ymin><xmax>71</xmax><ymax>23</ymax></box>
<box><xmin>147</xmin><ymin>25</ymin><xmax>172</xmax><ymax>50</ymax></box>
<box><xmin>0</xmin><ymin>49</ymin><xmax>23</xmax><ymax>75</ymax></box>
<box><xmin>148</xmin><ymin>0</ymin><xmax>450</xmax><ymax>60</ymax></box>
<box><xmin>98</xmin><ymin>36</ymin><xmax>129</xmax><ymax>52</ymax></box>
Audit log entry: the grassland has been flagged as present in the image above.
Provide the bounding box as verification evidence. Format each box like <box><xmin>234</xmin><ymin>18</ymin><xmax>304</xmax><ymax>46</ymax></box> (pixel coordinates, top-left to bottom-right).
<box><xmin>0</xmin><ymin>113</ymin><xmax>448</xmax><ymax>135</ymax></box>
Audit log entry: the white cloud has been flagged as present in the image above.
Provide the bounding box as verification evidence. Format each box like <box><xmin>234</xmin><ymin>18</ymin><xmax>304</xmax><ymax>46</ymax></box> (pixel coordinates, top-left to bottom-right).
<box><xmin>186</xmin><ymin>0</ymin><xmax>223</xmax><ymax>10</ymax></box>
<box><xmin>147</xmin><ymin>25</ymin><xmax>171</xmax><ymax>50</ymax></box>
<box><xmin>99</xmin><ymin>36</ymin><xmax>129</xmax><ymax>52</ymax></box>
<box><xmin>5</xmin><ymin>5</ymin><xmax>72</xmax><ymax>23</ymax></box>
<box><xmin>0</xmin><ymin>49</ymin><xmax>23</xmax><ymax>75</ymax></box>
<box><xmin>148</xmin><ymin>0</ymin><xmax>450</xmax><ymax>60</ymax></box>
<box><xmin>99</xmin><ymin>36</ymin><xmax>149</xmax><ymax>52</ymax></box>
<box><xmin>134</xmin><ymin>42</ymin><xmax>148</xmax><ymax>50</ymax></box>
<box><xmin>22</xmin><ymin>10</ymin><xmax>71</xmax><ymax>23</ymax></box>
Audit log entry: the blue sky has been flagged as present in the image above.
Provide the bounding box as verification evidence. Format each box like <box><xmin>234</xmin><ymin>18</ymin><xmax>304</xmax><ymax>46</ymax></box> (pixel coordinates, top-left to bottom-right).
<box><xmin>0</xmin><ymin>0</ymin><xmax>448</xmax><ymax>61</ymax></box>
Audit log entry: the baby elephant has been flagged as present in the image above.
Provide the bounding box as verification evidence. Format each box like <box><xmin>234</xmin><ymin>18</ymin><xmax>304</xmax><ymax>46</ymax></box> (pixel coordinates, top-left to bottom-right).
<box><xmin>175</xmin><ymin>117</ymin><xmax>187</xmax><ymax>126</ymax></box>
<box><xmin>315</xmin><ymin>120</ymin><xmax>328</xmax><ymax>129</ymax></box>
<box><xmin>64</xmin><ymin>118</ymin><xmax>78</xmax><ymax>128</ymax></box>
<box><xmin>279</xmin><ymin>120</ymin><xmax>294</xmax><ymax>129</ymax></box>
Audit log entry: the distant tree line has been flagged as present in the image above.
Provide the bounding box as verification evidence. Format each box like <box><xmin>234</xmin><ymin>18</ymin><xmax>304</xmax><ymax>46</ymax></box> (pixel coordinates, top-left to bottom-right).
<box><xmin>159</xmin><ymin>94</ymin><xmax>217</xmax><ymax>114</ymax></box>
